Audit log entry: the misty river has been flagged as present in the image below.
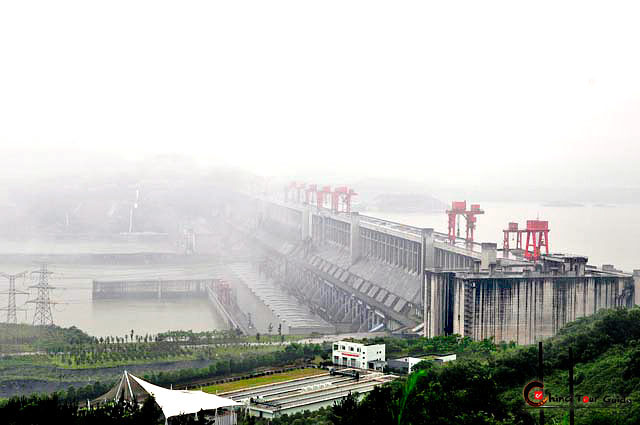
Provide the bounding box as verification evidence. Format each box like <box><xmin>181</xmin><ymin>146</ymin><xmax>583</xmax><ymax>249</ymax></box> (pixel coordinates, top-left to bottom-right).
<box><xmin>0</xmin><ymin>202</ymin><xmax>638</xmax><ymax>337</ymax></box>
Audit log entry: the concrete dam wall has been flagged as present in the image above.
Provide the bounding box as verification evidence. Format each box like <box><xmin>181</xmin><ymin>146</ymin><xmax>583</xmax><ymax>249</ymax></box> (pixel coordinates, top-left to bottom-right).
<box><xmin>441</xmin><ymin>273</ymin><xmax>634</xmax><ymax>345</ymax></box>
<box><xmin>227</xmin><ymin>195</ymin><xmax>637</xmax><ymax>344</ymax></box>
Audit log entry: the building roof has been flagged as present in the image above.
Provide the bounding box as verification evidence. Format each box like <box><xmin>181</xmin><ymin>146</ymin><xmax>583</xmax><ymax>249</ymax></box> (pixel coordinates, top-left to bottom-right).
<box><xmin>334</xmin><ymin>339</ymin><xmax>384</xmax><ymax>347</ymax></box>
<box><xmin>221</xmin><ymin>370</ymin><xmax>397</xmax><ymax>414</ymax></box>
<box><xmin>390</xmin><ymin>357</ymin><xmax>424</xmax><ymax>362</ymax></box>
<box><xmin>96</xmin><ymin>371</ymin><xmax>241</xmax><ymax>419</ymax></box>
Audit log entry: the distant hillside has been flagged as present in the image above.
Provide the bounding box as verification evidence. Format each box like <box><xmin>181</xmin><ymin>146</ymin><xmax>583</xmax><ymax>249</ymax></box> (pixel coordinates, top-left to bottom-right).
<box><xmin>0</xmin><ymin>163</ymin><xmax>253</xmax><ymax>237</ymax></box>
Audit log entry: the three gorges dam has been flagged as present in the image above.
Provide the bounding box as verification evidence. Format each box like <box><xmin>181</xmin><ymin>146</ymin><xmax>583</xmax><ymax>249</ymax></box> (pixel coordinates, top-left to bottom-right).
<box><xmin>219</xmin><ymin>183</ymin><xmax>638</xmax><ymax>345</ymax></box>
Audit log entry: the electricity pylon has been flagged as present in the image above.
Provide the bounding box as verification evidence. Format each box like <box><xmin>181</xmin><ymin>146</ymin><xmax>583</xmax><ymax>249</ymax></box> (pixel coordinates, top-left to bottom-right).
<box><xmin>26</xmin><ymin>264</ymin><xmax>56</xmax><ymax>326</ymax></box>
<box><xmin>0</xmin><ymin>271</ymin><xmax>28</xmax><ymax>324</ymax></box>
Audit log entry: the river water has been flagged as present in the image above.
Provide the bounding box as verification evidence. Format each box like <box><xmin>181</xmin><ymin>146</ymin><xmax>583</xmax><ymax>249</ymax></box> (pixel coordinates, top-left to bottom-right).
<box><xmin>1</xmin><ymin>201</ymin><xmax>638</xmax><ymax>336</ymax></box>
<box><xmin>0</xmin><ymin>260</ymin><xmax>228</xmax><ymax>338</ymax></box>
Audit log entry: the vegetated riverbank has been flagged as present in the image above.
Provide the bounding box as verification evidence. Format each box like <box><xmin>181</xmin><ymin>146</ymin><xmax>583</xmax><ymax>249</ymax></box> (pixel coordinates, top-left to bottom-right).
<box><xmin>3</xmin><ymin>308</ymin><xmax>640</xmax><ymax>425</ymax></box>
<box><xmin>0</xmin><ymin>323</ymin><xmax>325</xmax><ymax>398</ymax></box>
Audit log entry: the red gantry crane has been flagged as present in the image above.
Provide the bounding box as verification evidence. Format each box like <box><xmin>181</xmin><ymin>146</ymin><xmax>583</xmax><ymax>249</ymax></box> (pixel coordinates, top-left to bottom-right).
<box><xmin>446</xmin><ymin>201</ymin><xmax>484</xmax><ymax>248</ymax></box>
<box><xmin>331</xmin><ymin>186</ymin><xmax>357</xmax><ymax>213</ymax></box>
<box><xmin>502</xmin><ymin>219</ymin><xmax>550</xmax><ymax>260</ymax></box>
<box><xmin>503</xmin><ymin>222</ymin><xmax>523</xmax><ymax>253</ymax></box>
<box><xmin>524</xmin><ymin>220</ymin><xmax>550</xmax><ymax>260</ymax></box>
<box><xmin>464</xmin><ymin>204</ymin><xmax>484</xmax><ymax>247</ymax></box>
<box><xmin>283</xmin><ymin>182</ymin><xmax>357</xmax><ymax>213</ymax></box>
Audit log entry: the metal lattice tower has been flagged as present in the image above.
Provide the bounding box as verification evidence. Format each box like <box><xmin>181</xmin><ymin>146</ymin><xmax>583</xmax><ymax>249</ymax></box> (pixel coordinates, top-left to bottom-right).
<box><xmin>0</xmin><ymin>272</ymin><xmax>28</xmax><ymax>324</ymax></box>
<box><xmin>27</xmin><ymin>264</ymin><xmax>56</xmax><ymax>326</ymax></box>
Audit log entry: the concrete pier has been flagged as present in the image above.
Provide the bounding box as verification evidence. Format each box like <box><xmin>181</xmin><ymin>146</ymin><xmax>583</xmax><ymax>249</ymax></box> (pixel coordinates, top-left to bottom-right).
<box><xmin>92</xmin><ymin>278</ymin><xmax>211</xmax><ymax>299</ymax></box>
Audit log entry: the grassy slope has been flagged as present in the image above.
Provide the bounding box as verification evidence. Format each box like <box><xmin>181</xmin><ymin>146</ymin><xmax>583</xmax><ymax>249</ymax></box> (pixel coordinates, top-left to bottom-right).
<box><xmin>492</xmin><ymin>308</ymin><xmax>640</xmax><ymax>424</ymax></box>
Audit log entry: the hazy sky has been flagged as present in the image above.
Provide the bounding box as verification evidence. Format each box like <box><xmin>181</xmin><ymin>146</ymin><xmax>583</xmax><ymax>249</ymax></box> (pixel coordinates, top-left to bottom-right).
<box><xmin>1</xmin><ymin>1</ymin><xmax>639</xmax><ymax>188</ymax></box>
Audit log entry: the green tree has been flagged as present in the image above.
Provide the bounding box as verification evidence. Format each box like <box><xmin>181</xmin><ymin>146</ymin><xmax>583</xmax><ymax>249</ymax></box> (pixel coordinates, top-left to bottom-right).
<box><xmin>328</xmin><ymin>392</ymin><xmax>360</xmax><ymax>425</ymax></box>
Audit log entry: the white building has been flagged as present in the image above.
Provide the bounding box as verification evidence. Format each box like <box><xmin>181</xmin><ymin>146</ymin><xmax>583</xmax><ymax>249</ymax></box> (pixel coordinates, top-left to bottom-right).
<box><xmin>388</xmin><ymin>354</ymin><xmax>457</xmax><ymax>374</ymax></box>
<box><xmin>332</xmin><ymin>340</ymin><xmax>385</xmax><ymax>370</ymax></box>
<box><xmin>387</xmin><ymin>357</ymin><xmax>425</xmax><ymax>374</ymax></box>
<box><xmin>433</xmin><ymin>354</ymin><xmax>456</xmax><ymax>363</ymax></box>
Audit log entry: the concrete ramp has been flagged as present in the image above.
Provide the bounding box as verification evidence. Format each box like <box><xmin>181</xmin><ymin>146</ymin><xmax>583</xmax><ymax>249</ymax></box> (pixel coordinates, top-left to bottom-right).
<box><xmin>228</xmin><ymin>263</ymin><xmax>334</xmax><ymax>335</ymax></box>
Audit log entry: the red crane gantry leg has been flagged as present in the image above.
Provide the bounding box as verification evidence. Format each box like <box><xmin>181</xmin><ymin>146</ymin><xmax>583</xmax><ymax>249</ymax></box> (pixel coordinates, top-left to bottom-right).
<box><xmin>503</xmin><ymin>222</ymin><xmax>523</xmax><ymax>253</ymax></box>
<box><xmin>446</xmin><ymin>201</ymin><xmax>467</xmax><ymax>244</ymax></box>
<box><xmin>331</xmin><ymin>186</ymin><xmax>357</xmax><ymax>213</ymax></box>
<box><xmin>464</xmin><ymin>204</ymin><xmax>484</xmax><ymax>248</ymax></box>
<box><xmin>524</xmin><ymin>220</ymin><xmax>550</xmax><ymax>260</ymax></box>
<box><xmin>502</xmin><ymin>220</ymin><xmax>549</xmax><ymax>260</ymax></box>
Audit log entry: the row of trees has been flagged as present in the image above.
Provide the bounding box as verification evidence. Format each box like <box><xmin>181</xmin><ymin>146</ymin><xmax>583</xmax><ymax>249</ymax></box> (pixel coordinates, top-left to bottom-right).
<box><xmin>156</xmin><ymin>329</ymin><xmax>246</xmax><ymax>343</ymax></box>
<box><xmin>1</xmin><ymin>394</ymin><xmax>164</xmax><ymax>425</ymax></box>
<box><xmin>50</xmin><ymin>341</ymin><xmax>195</xmax><ymax>367</ymax></box>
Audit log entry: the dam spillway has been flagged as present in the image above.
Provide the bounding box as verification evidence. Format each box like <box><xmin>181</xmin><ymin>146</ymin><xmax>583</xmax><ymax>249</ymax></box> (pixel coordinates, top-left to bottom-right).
<box><xmin>228</xmin><ymin>263</ymin><xmax>334</xmax><ymax>335</ymax></box>
<box><xmin>223</xmin><ymin>194</ymin><xmax>638</xmax><ymax>344</ymax></box>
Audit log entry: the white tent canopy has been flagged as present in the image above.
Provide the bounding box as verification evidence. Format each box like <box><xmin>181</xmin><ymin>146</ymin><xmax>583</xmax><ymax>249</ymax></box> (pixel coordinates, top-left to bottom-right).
<box><xmin>104</xmin><ymin>371</ymin><xmax>241</xmax><ymax>420</ymax></box>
